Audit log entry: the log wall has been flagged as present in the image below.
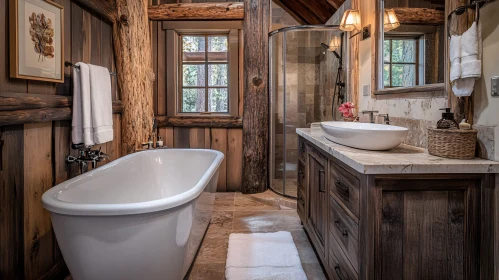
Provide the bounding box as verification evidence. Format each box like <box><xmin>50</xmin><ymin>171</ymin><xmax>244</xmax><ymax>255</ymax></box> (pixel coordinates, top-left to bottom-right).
<box><xmin>0</xmin><ymin>0</ymin><xmax>121</xmax><ymax>279</ymax></box>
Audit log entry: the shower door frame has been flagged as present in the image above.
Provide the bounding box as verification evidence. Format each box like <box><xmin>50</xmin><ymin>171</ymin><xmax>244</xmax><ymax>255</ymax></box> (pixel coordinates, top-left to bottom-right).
<box><xmin>268</xmin><ymin>25</ymin><xmax>343</xmax><ymax>199</ymax></box>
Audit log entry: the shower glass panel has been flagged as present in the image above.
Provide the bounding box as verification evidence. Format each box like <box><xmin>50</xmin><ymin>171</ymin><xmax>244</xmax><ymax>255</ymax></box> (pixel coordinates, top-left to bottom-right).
<box><xmin>269</xmin><ymin>25</ymin><xmax>346</xmax><ymax>198</ymax></box>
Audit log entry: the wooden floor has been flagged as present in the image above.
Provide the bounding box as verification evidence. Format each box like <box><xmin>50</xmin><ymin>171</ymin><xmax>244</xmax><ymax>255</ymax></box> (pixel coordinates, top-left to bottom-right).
<box><xmin>65</xmin><ymin>191</ymin><xmax>327</xmax><ymax>280</ymax></box>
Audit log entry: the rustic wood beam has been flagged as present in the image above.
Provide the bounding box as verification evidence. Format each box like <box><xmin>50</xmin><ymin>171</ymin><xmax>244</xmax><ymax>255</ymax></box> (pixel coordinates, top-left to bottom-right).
<box><xmin>242</xmin><ymin>0</ymin><xmax>269</xmax><ymax>194</ymax></box>
<box><xmin>393</xmin><ymin>8</ymin><xmax>445</xmax><ymax>25</ymax></box>
<box><xmin>113</xmin><ymin>0</ymin><xmax>155</xmax><ymax>154</ymax></box>
<box><xmin>0</xmin><ymin>92</ymin><xmax>123</xmax><ymax>111</ymax></box>
<box><xmin>71</xmin><ymin>0</ymin><xmax>117</xmax><ymax>24</ymax></box>
<box><xmin>148</xmin><ymin>3</ymin><xmax>244</xmax><ymax>21</ymax></box>
<box><xmin>156</xmin><ymin>116</ymin><xmax>242</xmax><ymax>128</ymax></box>
<box><xmin>0</xmin><ymin>102</ymin><xmax>123</xmax><ymax>126</ymax></box>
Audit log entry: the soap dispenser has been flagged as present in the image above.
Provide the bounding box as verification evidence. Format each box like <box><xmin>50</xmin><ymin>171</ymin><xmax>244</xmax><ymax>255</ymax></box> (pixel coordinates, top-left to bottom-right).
<box><xmin>437</xmin><ymin>108</ymin><xmax>459</xmax><ymax>129</ymax></box>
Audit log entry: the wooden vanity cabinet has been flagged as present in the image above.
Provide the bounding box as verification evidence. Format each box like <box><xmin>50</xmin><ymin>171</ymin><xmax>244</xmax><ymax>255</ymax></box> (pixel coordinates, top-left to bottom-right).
<box><xmin>298</xmin><ymin>137</ymin><xmax>495</xmax><ymax>280</ymax></box>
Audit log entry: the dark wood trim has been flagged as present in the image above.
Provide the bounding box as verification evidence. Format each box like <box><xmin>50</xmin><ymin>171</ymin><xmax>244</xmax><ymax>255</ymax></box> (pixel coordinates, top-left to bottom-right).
<box><xmin>71</xmin><ymin>0</ymin><xmax>117</xmax><ymax>24</ymax></box>
<box><xmin>149</xmin><ymin>3</ymin><xmax>244</xmax><ymax>21</ymax></box>
<box><xmin>393</xmin><ymin>8</ymin><xmax>445</xmax><ymax>25</ymax></box>
<box><xmin>0</xmin><ymin>100</ymin><xmax>123</xmax><ymax>126</ymax></box>
<box><xmin>242</xmin><ymin>0</ymin><xmax>269</xmax><ymax>194</ymax></box>
<box><xmin>156</xmin><ymin>116</ymin><xmax>242</xmax><ymax>128</ymax></box>
<box><xmin>374</xmin><ymin>83</ymin><xmax>445</xmax><ymax>95</ymax></box>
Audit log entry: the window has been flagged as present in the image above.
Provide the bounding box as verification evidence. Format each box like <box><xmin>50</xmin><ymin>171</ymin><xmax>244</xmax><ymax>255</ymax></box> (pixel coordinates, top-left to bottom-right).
<box><xmin>165</xmin><ymin>21</ymin><xmax>241</xmax><ymax>117</ymax></box>
<box><xmin>383</xmin><ymin>38</ymin><xmax>421</xmax><ymax>88</ymax></box>
<box><xmin>181</xmin><ymin>35</ymin><xmax>229</xmax><ymax>113</ymax></box>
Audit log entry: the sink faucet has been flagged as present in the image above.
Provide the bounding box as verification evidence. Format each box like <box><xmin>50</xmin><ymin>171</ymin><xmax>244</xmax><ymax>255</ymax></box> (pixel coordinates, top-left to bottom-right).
<box><xmin>361</xmin><ymin>110</ymin><xmax>379</xmax><ymax>123</ymax></box>
<box><xmin>378</xmin><ymin>114</ymin><xmax>390</xmax><ymax>125</ymax></box>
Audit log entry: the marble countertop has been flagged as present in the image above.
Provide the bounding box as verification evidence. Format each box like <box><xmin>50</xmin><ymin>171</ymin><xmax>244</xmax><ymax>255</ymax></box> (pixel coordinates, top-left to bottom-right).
<box><xmin>296</xmin><ymin>126</ymin><xmax>499</xmax><ymax>175</ymax></box>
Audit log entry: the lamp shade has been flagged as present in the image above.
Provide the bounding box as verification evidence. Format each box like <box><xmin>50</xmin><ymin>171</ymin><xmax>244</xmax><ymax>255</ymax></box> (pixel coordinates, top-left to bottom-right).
<box><xmin>339</xmin><ymin>9</ymin><xmax>361</xmax><ymax>32</ymax></box>
<box><xmin>328</xmin><ymin>36</ymin><xmax>341</xmax><ymax>51</ymax></box>
<box><xmin>384</xmin><ymin>9</ymin><xmax>400</xmax><ymax>32</ymax></box>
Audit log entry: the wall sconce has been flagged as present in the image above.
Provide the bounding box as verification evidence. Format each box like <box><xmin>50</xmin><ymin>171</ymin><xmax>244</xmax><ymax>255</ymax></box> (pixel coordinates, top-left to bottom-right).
<box><xmin>320</xmin><ymin>33</ymin><xmax>344</xmax><ymax>59</ymax></box>
<box><xmin>339</xmin><ymin>9</ymin><xmax>361</xmax><ymax>33</ymax></box>
<box><xmin>384</xmin><ymin>9</ymin><xmax>400</xmax><ymax>32</ymax></box>
<box><xmin>328</xmin><ymin>36</ymin><xmax>342</xmax><ymax>51</ymax></box>
<box><xmin>339</xmin><ymin>9</ymin><xmax>370</xmax><ymax>39</ymax></box>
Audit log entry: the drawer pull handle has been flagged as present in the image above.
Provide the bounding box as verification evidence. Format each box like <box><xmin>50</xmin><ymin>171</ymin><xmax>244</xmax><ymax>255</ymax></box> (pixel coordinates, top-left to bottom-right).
<box><xmin>334</xmin><ymin>220</ymin><xmax>348</xmax><ymax>237</ymax></box>
<box><xmin>334</xmin><ymin>265</ymin><xmax>351</xmax><ymax>280</ymax></box>
<box><xmin>335</xmin><ymin>180</ymin><xmax>349</xmax><ymax>199</ymax></box>
<box><xmin>319</xmin><ymin>169</ymin><xmax>325</xmax><ymax>193</ymax></box>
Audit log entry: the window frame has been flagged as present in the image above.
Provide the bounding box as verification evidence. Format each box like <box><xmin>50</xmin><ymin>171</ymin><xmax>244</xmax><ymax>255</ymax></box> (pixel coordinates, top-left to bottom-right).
<box><xmin>383</xmin><ymin>36</ymin><xmax>422</xmax><ymax>88</ymax></box>
<box><xmin>179</xmin><ymin>33</ymin><xmax>230</xmax><ymax>114</ymax></box>
<box><xmin>164</xmin><ymin>21</ymin><xmax>242</xmax><ymax>118</ymax></box>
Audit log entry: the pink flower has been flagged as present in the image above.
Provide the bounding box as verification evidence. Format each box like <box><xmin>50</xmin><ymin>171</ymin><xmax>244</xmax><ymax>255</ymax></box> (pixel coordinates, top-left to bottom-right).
<box><xmin>338</xmin><ymin>102</ymin><xmax>355</xmax><ymax>118</ymax></box>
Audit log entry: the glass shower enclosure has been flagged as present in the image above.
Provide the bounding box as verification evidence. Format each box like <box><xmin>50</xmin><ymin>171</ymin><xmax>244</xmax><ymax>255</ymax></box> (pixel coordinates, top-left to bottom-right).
<box><xmin>269</xmin><ymin>25</ymin><xmax>347</xmax><ymax>198</ymax></box>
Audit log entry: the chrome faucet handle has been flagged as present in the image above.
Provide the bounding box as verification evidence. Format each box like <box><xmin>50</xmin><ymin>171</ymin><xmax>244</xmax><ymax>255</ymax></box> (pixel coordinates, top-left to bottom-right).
<box><xmin>378</xmin><ymin>114</ymin><xmax>390</xmax><ymax>124</ymax></box>
<box><xmin>361</xmin><ymin>110</ymin><xmax>379</xmax><ymax>123</ymax></box>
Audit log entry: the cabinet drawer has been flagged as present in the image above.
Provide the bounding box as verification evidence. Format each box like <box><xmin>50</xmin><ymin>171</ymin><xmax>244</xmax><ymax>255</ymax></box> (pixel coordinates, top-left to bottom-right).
<box><xmin>330</xmin><ymin>196</ymin><xmax>359</xmax><ymax>271</ymax></box>
<box><xmin>329</xmin><ymin>162</ymin><xmax>360</xmax><ymax>218</ymax></box>
<box><xmin>329</xmin><ymin>233</ymin><xmax>358</xmax><ymax>280</ymax></box>
<box><xmin>297</xmin><ymin>187</ymin><xmax>306</xmax><ymax>222</ymax></box>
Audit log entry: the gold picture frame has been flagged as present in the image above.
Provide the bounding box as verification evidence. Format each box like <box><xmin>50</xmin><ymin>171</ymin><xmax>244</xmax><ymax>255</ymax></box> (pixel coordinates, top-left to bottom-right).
<box><xmin>10</xmin><ymin>0</ymin><xmax>64</xmax><ymax>83</ymax></box>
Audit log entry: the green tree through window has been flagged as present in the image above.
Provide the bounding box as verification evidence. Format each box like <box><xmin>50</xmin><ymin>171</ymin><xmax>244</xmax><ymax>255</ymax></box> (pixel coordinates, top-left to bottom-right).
<box><xmin>383</xmin><ymin>38</ymin><xmax>418</xmax><ymax>88</ymax></box>
<box><xmin>181</xmin><ymin>35</ymin><xmax>229</xmax><ymax>113</ymax></box>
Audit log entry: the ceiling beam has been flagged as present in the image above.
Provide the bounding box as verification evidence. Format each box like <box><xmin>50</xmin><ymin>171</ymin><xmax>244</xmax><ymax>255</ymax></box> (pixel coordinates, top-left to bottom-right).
<box><xmin>148</xmin><ymin>2</ymin><xmax>244</xmax><ymax>21</ymax></box>
<box><xmin>394</xmin><ymin>8</ymin><xmax>445</xmax><ymax>25</ymax></box>
<box><xmin>276</xmin><ymin>0</ymin><xmax>341</xmax><ymax>24</ymax></box>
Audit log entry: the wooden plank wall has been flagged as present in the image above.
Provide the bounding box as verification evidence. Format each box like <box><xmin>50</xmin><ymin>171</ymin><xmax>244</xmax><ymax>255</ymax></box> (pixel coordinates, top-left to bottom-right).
<box><xmin>151</xmin><ymin>0</ymin><xmax>244</xmax><ymax>192</ymax></box>
<box><xmin>0</xmin><ymin>0</ymin><xmax>121</xmax><ymax>279</ymax></box>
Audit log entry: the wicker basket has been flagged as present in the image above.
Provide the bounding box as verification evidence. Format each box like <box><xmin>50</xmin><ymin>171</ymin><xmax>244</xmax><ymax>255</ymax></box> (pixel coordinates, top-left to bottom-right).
<box><xmin>427</xmin><ymin>127</ymin><xmax>477</xmax><ymax>159</ymax></box>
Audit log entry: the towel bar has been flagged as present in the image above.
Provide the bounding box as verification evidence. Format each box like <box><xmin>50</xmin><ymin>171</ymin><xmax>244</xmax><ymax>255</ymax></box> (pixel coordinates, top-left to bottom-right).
<box><xmin>64</xmin><ymin>61</ymin><xmax>117</xmax><ymax>76</ymax></box>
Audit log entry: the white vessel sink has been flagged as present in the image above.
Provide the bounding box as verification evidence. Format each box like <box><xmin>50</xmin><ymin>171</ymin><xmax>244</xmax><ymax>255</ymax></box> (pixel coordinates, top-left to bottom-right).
<box><xmin>320</xmin><ymin>121</ymin><xmax>409</xmax><ymax>151</ymax></box>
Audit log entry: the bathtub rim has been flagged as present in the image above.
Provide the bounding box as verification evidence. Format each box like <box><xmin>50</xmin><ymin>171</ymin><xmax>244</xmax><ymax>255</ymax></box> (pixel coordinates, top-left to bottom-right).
<box><xmin>42</xmin><ymin>149</ymin><xmax>224</xmax><ymax>216</ymax></box>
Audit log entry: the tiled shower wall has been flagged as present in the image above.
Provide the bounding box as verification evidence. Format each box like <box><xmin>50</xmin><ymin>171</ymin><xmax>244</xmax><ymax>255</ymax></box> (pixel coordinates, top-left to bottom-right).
<box><xmin>271</xmin><ymin>2</ymin><xmax>349</xmax><ymax>182</ymax></box>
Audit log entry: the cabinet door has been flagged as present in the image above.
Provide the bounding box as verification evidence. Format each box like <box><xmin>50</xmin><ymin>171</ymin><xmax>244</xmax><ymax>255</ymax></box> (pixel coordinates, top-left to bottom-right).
<box><xmin>375</xmin><ymin>178</ymin><xmax>480</xmax><ymax>280</ymax></box>
<box><xmin>306</xmin><ymin>147</ymin><xmax>328</xmax><ymax>258</ymax></box>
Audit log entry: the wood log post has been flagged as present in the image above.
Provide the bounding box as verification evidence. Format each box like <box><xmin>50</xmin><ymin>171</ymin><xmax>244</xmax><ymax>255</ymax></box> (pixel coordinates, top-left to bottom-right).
<box><xmin>242</xmin><ymin>0</ymin><xmax>270</xmax><ymax>194</ymax></box>
<box><xmin>113</xmin><ymin>0</ymin><xmax>155</xmax><ymax>155</ymax></box>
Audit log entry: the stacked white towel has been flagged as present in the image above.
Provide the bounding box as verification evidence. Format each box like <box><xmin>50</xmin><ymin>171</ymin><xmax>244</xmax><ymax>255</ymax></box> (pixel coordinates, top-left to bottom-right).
<box><xmin>72</xmin><ymin>62</ymin><xmax>114</xmax><ymax>146</ymax></box>
<box><xmin>449</xmin><ymin>21</ymin><xmax>482</xmax><ymax>97</ymax></box>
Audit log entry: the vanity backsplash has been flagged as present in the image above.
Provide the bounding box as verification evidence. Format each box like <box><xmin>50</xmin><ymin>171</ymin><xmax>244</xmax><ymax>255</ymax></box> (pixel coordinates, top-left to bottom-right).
<box><xmin>364</xmin><ymin>116</ymin><xmax>495</xmax><ymax>160</ymax></box>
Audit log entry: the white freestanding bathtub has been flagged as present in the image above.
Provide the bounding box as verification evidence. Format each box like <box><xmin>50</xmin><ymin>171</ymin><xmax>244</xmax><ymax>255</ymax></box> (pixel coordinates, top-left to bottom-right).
<box><xmin>42</xmin><ymin>149</ymin><xmax>224</xmax><ymax>280</ymax></box>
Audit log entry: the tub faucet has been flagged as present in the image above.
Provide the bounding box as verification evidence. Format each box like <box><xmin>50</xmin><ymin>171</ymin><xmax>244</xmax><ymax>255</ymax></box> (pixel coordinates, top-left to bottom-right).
<box><xmin>67</xmin><ymin>144</ymin><xmax>110</xmax><ymax>174</ymax></box>
<box><xmin>361</xmin><ymin>110</ymin><xmax>379</xmax><ymax>123</ymax></box>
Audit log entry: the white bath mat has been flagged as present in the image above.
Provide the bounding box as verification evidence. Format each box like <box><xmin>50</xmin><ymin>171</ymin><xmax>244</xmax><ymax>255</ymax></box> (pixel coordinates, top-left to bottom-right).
<box><xmin>225</xmin><ymin>231</ymin><xmax>307</xmax><ymax>280</ymax></box>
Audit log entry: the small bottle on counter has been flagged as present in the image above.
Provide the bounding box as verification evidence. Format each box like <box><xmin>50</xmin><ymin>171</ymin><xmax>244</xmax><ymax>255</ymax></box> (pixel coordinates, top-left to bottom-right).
<box><xmin>147</xmin><ymin>136</ymin><xmax>154</xmax><ymax>149</ymax></box>
<box><xmin>436</xmin><ymin>108</ymin><xmax>459</xmax><ymax>129</ymax></box>
<box><xmin>459</xmin><ymin>119</ymin><xmax>472</xmax><ymax>130</ymax></box>
<box><xmin>157</xmin><ymin>136</ymin><xmax>164</xmax><ymax>148</ymax></box>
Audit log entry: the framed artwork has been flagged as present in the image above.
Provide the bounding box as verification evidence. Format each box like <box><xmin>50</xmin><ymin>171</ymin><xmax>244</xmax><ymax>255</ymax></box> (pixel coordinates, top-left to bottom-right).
<box><xmin>10</xmin><ymin>0</ymin><xmax>64</xmax><ymax>83</ymax></box>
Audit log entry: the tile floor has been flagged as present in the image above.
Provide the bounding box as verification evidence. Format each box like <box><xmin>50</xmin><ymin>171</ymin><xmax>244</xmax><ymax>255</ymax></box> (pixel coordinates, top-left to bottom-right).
<box><xmin>187</xmin><ymin>191</ymin><xmax>327</xmax><ymax>280</ymax></box>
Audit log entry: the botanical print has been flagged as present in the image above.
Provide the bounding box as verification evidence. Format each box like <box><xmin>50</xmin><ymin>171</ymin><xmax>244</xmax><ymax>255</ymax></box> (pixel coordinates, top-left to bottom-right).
<box><xmin>24</xmin><ymin>1</ymin><xmax>56</xmax><ymax>74</ymax></box>
<box><xmin>28</xmin><ymin>11</ymin><xmax>55</xmax><ymax>61</ymax></box>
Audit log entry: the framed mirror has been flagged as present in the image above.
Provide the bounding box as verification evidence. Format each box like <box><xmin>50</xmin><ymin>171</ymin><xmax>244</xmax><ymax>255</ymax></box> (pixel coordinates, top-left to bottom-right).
<box><xmin>375</xmin><ymin>0</ymin><xmax>446</xmax><ymax>95</ymax></box>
